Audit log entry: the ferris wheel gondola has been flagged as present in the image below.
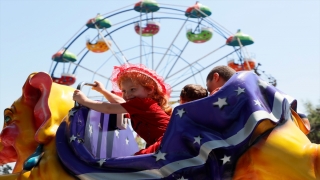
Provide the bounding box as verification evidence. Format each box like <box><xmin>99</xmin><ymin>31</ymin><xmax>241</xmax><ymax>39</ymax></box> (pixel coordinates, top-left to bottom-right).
<box><xmin>134</xmin><ymin>21</ymin><xmax>160</xmax><ymax>36</ymax></box>
<box><xmin>49</xmin><ymin>0</ymin><xmax>275</xmax><ymax>98</ymax></box>
<box><xmin>51</xmin><ymin>49</ymin><xmax>77</xmax><ymax>85</ymax></box>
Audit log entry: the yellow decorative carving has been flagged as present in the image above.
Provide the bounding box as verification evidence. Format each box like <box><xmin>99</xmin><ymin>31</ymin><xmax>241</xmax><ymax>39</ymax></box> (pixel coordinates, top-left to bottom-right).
<box><xmin>0</xmin><ymin>72</ymin><xmax>75</xmax><ymax>180</ymax></box>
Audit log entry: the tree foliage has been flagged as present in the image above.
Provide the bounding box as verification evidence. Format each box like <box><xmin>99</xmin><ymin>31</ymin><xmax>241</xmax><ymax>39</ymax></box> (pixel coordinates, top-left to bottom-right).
<box><xmin>0</xmin><ymin>164</ymin><xmax>12</xmax><ymax>174</ymax></box>
<box><xmin>304</xmin><ymin>101</ymin><xmax>320</xmax><ymax>143</ymax></box>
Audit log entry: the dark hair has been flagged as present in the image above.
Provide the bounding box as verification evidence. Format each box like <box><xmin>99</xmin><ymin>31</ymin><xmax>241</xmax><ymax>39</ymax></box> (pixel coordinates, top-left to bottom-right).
<box><xmin>180</xmin><ymin>84</ymin><xmax>208</xmax><ymax>102</ymax></box>
<box><xmin>206</xmin><ymin>65</ymin><xmax>236</xmax><ymax>81</ymax></box>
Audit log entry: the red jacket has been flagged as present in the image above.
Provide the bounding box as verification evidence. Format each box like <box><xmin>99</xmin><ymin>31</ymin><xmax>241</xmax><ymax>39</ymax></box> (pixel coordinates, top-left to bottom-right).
<box><xmin>121</xmin><ymin>98</ymin><xmax>170</xmax><ymax>154</ymax></box>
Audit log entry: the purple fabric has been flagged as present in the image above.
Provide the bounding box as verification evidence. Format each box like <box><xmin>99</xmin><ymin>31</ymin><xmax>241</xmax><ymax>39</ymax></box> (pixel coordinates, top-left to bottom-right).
<box><xmin>56</xmin><ymin>71</ymin><xmax>294</xmax><ymax>179</ymax></box>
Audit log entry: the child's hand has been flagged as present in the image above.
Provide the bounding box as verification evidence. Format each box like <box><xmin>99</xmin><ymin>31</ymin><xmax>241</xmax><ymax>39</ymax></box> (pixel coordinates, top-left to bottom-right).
<box><xmin>92</xmin><ymin>81</ymin><xmax>105</xmax><ymax>93</ymax></box>
<box><xmin>73</xmin><ymin>89</ymin><xmax>88</xmax><ymax>104</ymax></box>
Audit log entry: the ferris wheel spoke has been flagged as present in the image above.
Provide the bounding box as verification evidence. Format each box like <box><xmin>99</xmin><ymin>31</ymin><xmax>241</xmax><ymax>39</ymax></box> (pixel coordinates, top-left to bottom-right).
<box><xmin>56</xmin><ymin>28</ymin><xmax>98</xmax><ymax>76</ymax></box>
<box><xmin>166</xmin><ymin>67</ymin><xmax>192</xmax><ymax>86</ymax></box>
<box><xmin>100</xmin><ymin>3</ymin><xmax>136</xmax><ymax>17</ymax></box>
<box><xmin>92</xmin><ymin>53</ymin><xmax>115</xmax><ymax>77</ymax></box>
<box><xmin>152</xmin><ymin>34</ymin><xmax>154</xmax><ymax>69</ymax></box>
<box><xmin>156</xmin><ymin>51</ymin><xmax>174</xmax><ymax>77</ymax></box>
<box><xmin>51</xmin><ymin>62</ymin><xmax>59</xmax><ymax>77</ymax></box>
<box><xmin>70</xmin><ymin>60</ymin><xmax>111</xmax><ymax>81</ymax></box>
<box><xmin>57</xmin><ymin>25</ymin><xmax>87</xmax><ymax>55</ymax></box>
<box><xmin>139</xmin><ymin>11</ymin><xmax>143</xmax><ymax>64</ymax></box>
<box><xmin>128</xmin><ymin>51</ymin><xmax>164</xmax><ymax>63</ymax></box>
<box><xmin>104</xmin><ymin>28</ymin><xmax>128</xmax><ymax>63</ymax></box>
<box><xmin>170</xmin><ymin>49</ymin><xmax>239</xmax><ymax>89</ymax></box>
<box><xmin>166</xmin><ymin>44</ymin><xmax>226</xmax><ymax>80</ymax></box>
<box><xmin>49</xmin><ymin>2</ymin><xmax>255</xmax><ymax>100</ymax></box>
<box><xmin>195</xmin><ymin>7</ymin><xmax>233</xmax><ymax>36</ymax></box>
<box><xmin>163</xmin><ymin>44</ymin><xmax>206</xmax><ymax>80</ymax></box>
<box><xmin>48</xmin><ymin>61</ymin><xmax>54</xmax><ymax>74</ymax></box>
<box><xmin>144</xmin><ymin>41</ymin><xmax>153</xmax><ymax>67</ymax></box>
<box><xmin>234</xmin><ymin>47</ymin><xmax>243</xmax><ymax>60</ymax></box>
<box><xmin>154</xmin><ymin>45</ymin><xmax>188</xmax><ymax>78</ymax></box>
<box><xmin>163</xmin><ymin>17</ymin><xmax>206</xmax><ymax>80</ymax></box>
<box><xmin>190</xmin><ymin>67</ymin><xmax>198</xmax><ymax>84</ymax></box>
<box><xmin>155</xmin><ymin>17</ymin><xmax>189</xmax><ymax>71</ymax></box>
<box><xmin>94</xmin><ymin>24</ymin><xmax>123</xmax><ymax>65</ymax></box>
<box><xmin>152</xmin><ymin>11</ymin><xmax>155</xmax><ymax>70</ymax></box>
<box><xmin>202</xmin><ymin>18</ymin><xmax>228</xmax><ymax>39</ymax></box>
<box><xmin>171</xmin><ymin>64</ymin><xmax>201</xmax><ymax>82</ymax></box>
<box><xmin>199</xmin><ymin>70</ymin><xmax>205</xmax><ymax>87</ymax></box>
<box><xmin>87</xmin><ymin>65</ymin><xmax>113</xmax><ymax>99</ymax></box>
<box><xmin>51</xmin><ymin>27</ymin><xmax>90</xmax><ymax>77</ymax></box>
<box><xmin>112</xmin><ymin>15</ymin><xmax>141</xmax><ymax>27</ymax></box>
<box><xmin>163</xmin><ymin>49</ymin><xmax>179</xmax><ymax>77</ymax></box>
<box><xmin>235</xmin><ymin>37</ymin><xmax>251</xmax><ymax>70</ymax></box>
<box><xmin>68</xmin><ymin>45</ymin><xmax>93</xmax><ymax>74</ymax></box>
<box><xmin>72</xmin><ymin>50</ymin><xmax>89</xmax><ymax>75</ymax></box>
<box><xmin>164</xmin><ymin>41</ymin><xmax>189</xmax><ymax>79</ymax></box>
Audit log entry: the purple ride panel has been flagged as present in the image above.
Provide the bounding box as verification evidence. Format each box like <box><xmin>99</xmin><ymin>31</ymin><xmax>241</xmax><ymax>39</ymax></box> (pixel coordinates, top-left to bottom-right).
<box><xmin>70</xmin><ymin>107</ymin><xmax>139</xmax><ymax>160</ymax></box>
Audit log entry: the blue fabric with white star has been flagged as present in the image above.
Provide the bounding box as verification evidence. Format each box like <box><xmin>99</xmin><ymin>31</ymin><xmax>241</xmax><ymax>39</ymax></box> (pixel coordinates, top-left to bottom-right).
<box><xmin>56</xmin><ymin>71</ymin><xmax>294</xmax><ymax>179</ymax></box>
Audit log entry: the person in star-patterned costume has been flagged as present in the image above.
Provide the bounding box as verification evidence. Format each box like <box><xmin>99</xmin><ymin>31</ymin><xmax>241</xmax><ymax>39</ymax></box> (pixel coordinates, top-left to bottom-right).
<box><xmin>206</xmin><ymin>65</ymin><xmax>236</xmax><ymax>95</ymax></box>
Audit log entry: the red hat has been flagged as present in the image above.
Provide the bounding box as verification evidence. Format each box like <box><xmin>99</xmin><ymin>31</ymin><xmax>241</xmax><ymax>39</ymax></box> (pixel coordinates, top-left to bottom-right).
<box><xmin>111</xmin><ymin>63</ymin><xmax>171</xmax><ymax>97</ymax></box>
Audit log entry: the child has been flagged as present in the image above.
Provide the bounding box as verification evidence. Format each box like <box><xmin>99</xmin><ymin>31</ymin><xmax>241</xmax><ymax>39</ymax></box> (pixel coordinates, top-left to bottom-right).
<box><xmin>179</xmin><ymin>84</ymin><xmax>208</xmax><ymax>104</ymax></box>
<box><xmin>206</xmin><ymin>65</ymin><xmax>236</xmax><ymax>95</ymax></box>
<box><xmin>73</xmin><ymin>63</ymin><xmax>172</xmax><ymax>155</ymax></box>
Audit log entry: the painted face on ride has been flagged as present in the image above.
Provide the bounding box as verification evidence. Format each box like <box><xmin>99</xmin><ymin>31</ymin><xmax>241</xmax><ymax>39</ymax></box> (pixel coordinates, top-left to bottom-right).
<box><xmin>0</xmin><ymin>98</ymin><xmax>38</xmax><ymax>165</ymax></box>
<box><xmin>120</xmin><ymin>79</ymin><xmax>151</xmax><ymax>101</ymax></box>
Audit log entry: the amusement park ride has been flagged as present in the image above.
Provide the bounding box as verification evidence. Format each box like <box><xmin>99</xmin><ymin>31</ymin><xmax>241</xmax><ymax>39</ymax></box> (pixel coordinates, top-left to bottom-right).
<box><xmin>1</xmin><ymin>1</ymin><xmax>318</xmax><ymax>180</ymax></box>
<box><xmin>48</xmin><ymin>0</ymin><xmax>276</xmax><ymax>98</ymax></box>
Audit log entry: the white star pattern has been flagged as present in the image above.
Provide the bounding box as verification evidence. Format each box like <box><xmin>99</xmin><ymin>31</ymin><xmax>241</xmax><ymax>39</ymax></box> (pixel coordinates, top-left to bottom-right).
<box><xmin>235</xmin><ymin>87</ymin><xmax>245</xmax><ymax>95</ymax></box>
<box><xmin>176</xmin><ymin>109</ymin><xmax>185</xmax><ymax>118</ymax></box>
<box><xmin>221</xmin><ymin>155</ymin><xmax>231</xmax><ymax>165</ymax></box>
<box><xmin>89</xmin><ymin>124</ymin><xmax>93</xmax><ymax>137</ymax></box>
<box><xmin>68</xmin><ymin>109</ymin><xmax>77</xmax><ymax>117</ymax></box>
<box><xmin>213</xmin><ymin>98</ymin><xmax>228</xmax><ymax>109</ymax></box>
<box><xmin>98</xmin><ymin>123</ymin><xmax>102</xmax><ymax>129</ymax></box>
<box><xmin>97</xmin><ymin>158</ymin><xmax>106</xmax><ymax>167</ymax></box>
<box><xmin>69</xmin><ymin>135</ymin><xmax>76</xmax><ymax>142</ymax></box>
<box><xmin>254</xmin><ymin>100</ymin><xmax>262</xmax><ymax>107</ymax></box>
<box><xmin>153</xmin><ymin>150</ymin><xmax>167</xmax><ymax>161</ymax></box>
<box><xmin>125</xmin><ymin>137</ymin><xmax>129</xmax><ymax>145</ymax></box>
<box><xmin>177</xmin><ymin>176</ymin><xmax>188</xmax><ymax>180</ymax></box>
<box><xmin>258</xmin><ymin>79</ymin><xmax>269</xmax><ymax>89</ymax></box>
<box><xmin>115</xmin><ymin>129</ymin><xmax>120</xmax><ymax>138</ymax></box>
<box><xmin>193</xmin><ymin>136</ymin><xmax>202</xmax><ymax>145</ymax></box>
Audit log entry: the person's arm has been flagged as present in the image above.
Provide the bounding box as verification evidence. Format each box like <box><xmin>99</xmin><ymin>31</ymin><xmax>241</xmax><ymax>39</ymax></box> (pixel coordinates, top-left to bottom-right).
<box><xmin>99</xmin><ymin>89</ymin><xmax>125</xmax><ymax>103</ymax></box>
<box><xmin>73</xmin><ymin>89</ymin><xmax>127</xmax><ymax>114</ymax></box>
<box><xmin>92</xmin><ymin>81</ymin><xmax>125</xmax><ymax>103</ymax></box>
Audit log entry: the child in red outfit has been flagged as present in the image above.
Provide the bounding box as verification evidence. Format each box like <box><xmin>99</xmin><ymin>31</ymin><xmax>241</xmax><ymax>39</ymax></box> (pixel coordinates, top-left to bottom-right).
<box><xmin>73</xmin><ymin>64</ymin><xmax>172</xmax><ymax>155</ymax></box>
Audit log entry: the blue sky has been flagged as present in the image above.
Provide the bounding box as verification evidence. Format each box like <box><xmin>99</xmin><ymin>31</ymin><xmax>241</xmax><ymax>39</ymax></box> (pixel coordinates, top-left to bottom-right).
<box><xmin>0</xmin><ymin>0</ymin><xmax>319</xmax><ymax>129</ymax></box>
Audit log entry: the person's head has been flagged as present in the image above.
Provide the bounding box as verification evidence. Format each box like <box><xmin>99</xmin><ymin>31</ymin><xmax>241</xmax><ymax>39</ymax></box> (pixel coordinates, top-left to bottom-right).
<box><xmin>117</xmin><ymin>72</ymin><xmax>158</xmax><ymax>100</ymax></box>
<box><xmin>206</xmin><ymin>65</ymin><xmax>236</xmax><ymax>94</ymax></box>
<box><xmin>180</xmin><ymin>84</ymin><xmax>208</xmax><ymax>104</ymax></box>
<box><xmin>112</xmin><ymin>64</ymin><xmax>172</xmax><ymax>115</ymax></box>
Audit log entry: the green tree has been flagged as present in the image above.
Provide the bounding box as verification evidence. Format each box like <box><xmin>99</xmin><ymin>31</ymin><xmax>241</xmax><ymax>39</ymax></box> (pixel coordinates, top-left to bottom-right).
<box><xmin>0</xmin><ymin>164</ymin><xmax>12</xmax><ymax>174</ymax></box>
<box><xmin>304</xmin><ymin>101</ymin><xmax>320</xmax><ymax>143</ymax></box>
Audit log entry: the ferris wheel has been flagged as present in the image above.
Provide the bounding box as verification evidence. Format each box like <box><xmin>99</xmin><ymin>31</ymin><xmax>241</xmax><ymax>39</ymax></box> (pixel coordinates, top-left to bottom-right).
<box><xmin>49</xmin><ymin>0</ymin><xmax>265</xmax><ymax>100</ymax></box>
